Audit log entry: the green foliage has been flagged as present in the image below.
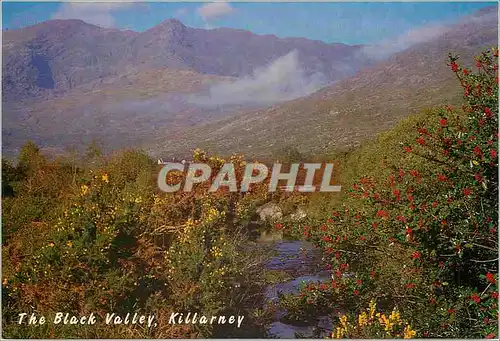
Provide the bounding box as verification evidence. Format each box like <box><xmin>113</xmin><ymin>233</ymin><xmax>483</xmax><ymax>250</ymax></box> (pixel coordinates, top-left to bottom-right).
<box><xmin>274</xmin><ymin>146</ymin><xmax>305</xmax><ymax>163</ymax></box>
<box><xmin>17</xmin><ymin>141</ymin><xmax>46</xmax><ymax>178</ymax></box>
<box><xmin>2</xmin><ymin>147</ymin><xmax>272</xmax><ymax>338</ymax></box>
<box><xmin>278</xmin><ymin>48</ymin><xmax>499</xmax><ymax>339</ymax></box>
<box><xmin>2</xmin><ymin>48</ymin><xmax>498</xmax><ymax>340</ymax></box>
<box><xmin>2</xmin><ymin>159</ymin><xmax>18</xmax><ymax>197</ymax></box>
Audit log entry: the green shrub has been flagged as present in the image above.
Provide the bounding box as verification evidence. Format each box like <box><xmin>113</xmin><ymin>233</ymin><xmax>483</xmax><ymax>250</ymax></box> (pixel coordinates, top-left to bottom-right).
<box><xmin>280</xmin><ymin>48</ymin><xmax>498</xmax><ymax>338</ymax></box>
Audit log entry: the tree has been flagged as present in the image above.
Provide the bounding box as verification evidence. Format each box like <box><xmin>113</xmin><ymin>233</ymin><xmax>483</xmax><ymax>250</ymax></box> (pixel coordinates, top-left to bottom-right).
<box><xmin>17</xmin><ymin>141</ymin><xmax>45</xmax><ymax>178</ymax></box>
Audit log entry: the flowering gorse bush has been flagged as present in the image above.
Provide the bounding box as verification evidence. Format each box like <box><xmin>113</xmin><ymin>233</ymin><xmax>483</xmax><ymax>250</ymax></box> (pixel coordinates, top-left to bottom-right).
<box><xmin>330</xmin><ymin>300</ymin><xmax>416</xmax><ymax>339</ymax></box>
<box><xmin>2</xmin><ymin>148</ymin><xmax>272</xmax><ymax>338</ymax></box>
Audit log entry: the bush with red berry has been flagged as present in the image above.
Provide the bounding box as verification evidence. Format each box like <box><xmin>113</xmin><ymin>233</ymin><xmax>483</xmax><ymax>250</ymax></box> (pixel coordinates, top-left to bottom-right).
<box><xmin>281</xmin><ymin>48</ymin><xmax>498</xmax><ymax>338</ymax></box>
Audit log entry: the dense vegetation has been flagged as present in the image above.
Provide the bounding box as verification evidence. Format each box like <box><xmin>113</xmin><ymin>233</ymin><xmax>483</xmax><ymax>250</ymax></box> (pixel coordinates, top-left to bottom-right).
<box><xmin>2</xmin><ymin>49</ymin><xmax>498</xmax><ymax>338</ymax></box>
<box><xmin>280</xmin><ymin>48</ymin><xmax>499</xmax><ymax>338</ymax></box>
<box><xmin>2</xmin><ymin>147</ymin><xmax>281</xmax><ymax>338</ymax></box>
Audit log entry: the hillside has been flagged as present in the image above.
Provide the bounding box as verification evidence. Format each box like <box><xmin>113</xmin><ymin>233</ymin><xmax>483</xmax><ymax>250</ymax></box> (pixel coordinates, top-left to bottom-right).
<box><xmin>2</xmin><ymin>18</ymin><xmax>372</xmax><ymax>157</ymax></box>
<box><xmin>147</xmin><ymin>6</ymin><xmax>497</xmax><ymax>159</ymax></box>
<box><xmin>2</xmin><ymin>68</ymin><xmax>232</xmax><ymax>156</ymax></box>
<box><xmin>2</xmin><ymin>20</ymin><xmax>138</xmax><ymax>102</ymax></box>
<box><xmin>2</xmin><ymin>7</ymin><xmax>497</xmax><ymax>159</ymax></box>
<box><xmin>2</xmin><ymin>18</ymin><xmax>365</xmax><ymax>103</ymax></box>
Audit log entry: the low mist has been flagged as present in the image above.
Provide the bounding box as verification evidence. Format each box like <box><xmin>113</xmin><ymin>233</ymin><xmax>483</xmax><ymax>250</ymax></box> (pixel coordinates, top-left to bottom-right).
<box><xmin>188</xmin><ymin>50</ymin><xmax>328</xmax><ymax>108</ymax></box>
<box><xmin>359</xmin><ymin>23</ymin><xmax>450</xmax><ymax>61</ymax></box>
<box><xmin>358</xmin><ymin>7</ymin><xmax>496</xmax><ymax>62</ymax></box>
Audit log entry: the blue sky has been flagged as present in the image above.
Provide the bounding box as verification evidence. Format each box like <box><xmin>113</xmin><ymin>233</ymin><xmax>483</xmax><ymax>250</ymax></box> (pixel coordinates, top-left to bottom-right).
<box><xmin>2</xmin><ymin>2</ymin><xmax>496</xmax><ymax>44</ymax></box>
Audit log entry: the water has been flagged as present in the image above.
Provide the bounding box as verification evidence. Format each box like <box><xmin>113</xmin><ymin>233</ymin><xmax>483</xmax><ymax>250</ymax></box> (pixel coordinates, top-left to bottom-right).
<box><xmin>261</xmin><ymin>240</ymin><xmax>333</xmax><ymax>338</ymax></box>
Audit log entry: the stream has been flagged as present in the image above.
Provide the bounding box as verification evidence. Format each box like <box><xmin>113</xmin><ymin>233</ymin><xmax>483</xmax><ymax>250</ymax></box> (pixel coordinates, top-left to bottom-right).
<box><xmin>260</xmin><ymin>240</ymin><xmax>334</xmax><ymax>338</ymax></box>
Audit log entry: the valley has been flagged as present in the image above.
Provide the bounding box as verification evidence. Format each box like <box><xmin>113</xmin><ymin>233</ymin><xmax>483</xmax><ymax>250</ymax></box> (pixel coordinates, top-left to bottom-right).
<box><xmin>1</xmin><ymin>3</ymin><xmax>498</xmax><ymax>339</ymax></box>
<box><xmin>2</xmin><ymin>7</ymin><xmax>497</xmax><ymax>160</ymax></box>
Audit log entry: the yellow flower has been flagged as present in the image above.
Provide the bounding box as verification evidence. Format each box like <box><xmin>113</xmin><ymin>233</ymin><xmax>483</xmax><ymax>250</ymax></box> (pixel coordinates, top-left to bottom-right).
<box><xmin>193</xmin><ymin>148</ymin><xmax>206</xmax><ymax>161</ymax></box>
<box><xmin>389</xmin><ymin>309</ymin><xmax>401</xmax><ymax>324</ymax></box>
<box><xmin>334</xmin><ymin>326</ymin><xmax>345</xmax><ymax>339</ymax></box>
<box><xmin>2</xmin><ymin>278</ymin><xmax>8</xmax><ymax>286</ymax></box>
<box><xmin>403</xmin><ymin>324</ymin><xmax>416</xmax><ymax>339</ymax></box>
<box><xmin>358</xmin><ymin>311</ymin><xmax>368</xmax><ymax>327</ymax></box>
<box><xmin>80</xmin><ymin>184</ymin><xmax>89</xmax><ymax>195</ymax></box>
<box><xmin>204</xmin><ymin>206</ymin><xmax>224</xmax><ymax>224</ymax></box>
<box><xmin>49</xmin><ymin>242</ymin><xmax>55</xmax><ymax>247</ymax></box>
<box><xmin>101</xmin><ymin>173</ymin><xmax>109</xmax><ymax>183</ymax></box>
<box><xmin>340</xmin><ymin>315</ymin><xmax>348</xmax><ymax>328</ymax></box>
<box><xmin>379</xmin><ymin>314</ymin><xmax>393</xmax><ymax>331</ymax></box>
<box><xmin>210</xmin><ymin>246</ymin><xmax>223</xmax><ymax>258</ymax></box>
<box><xmin>368</xmin><ymin>299</ymin><xmax>376</xmax><ymax>319</ymax></box>
<box><xmin>67</xmin><ymin>241</ymin><xmax>72</xmax><ymax>247</ymax></box>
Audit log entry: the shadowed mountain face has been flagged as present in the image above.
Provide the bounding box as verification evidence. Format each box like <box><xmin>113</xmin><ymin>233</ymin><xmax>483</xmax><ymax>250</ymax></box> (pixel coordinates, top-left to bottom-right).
<box><xmin>31</xmin><ymin>54</ymin><xmax>55</xmax><ymax>89</ymax></box>
<box><xmin>3</xmin><ymin>20</ymin><xmax>138</xmax><ymax>102</ymax></box>
<box><xmin>2</xmin><ymin>18</ymin><xmax>365</xmax><ymax>103</ymax></box>
<box><xmin>147</xmin><ymin>6</ymin><xmax>498</xmax><ymax>159</ymax></box>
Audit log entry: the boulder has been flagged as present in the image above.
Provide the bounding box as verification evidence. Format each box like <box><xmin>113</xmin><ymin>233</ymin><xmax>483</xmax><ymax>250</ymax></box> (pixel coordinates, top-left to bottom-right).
<box><xmin>256</xmin><ymin>202</ymin><xmax>283</xmax><ymax>222</ymax></box>
<box><xmin>290</xmin><ymin>207</ymin><xmax>307</xmax><ymax>221</ymax></box>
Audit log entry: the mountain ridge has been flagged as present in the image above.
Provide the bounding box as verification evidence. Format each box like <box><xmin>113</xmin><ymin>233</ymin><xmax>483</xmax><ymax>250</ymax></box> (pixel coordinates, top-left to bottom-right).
<box><xmin>2</xmin><ymin>6</ymin><xmax>497</xmax><ymax>159</ymax></box>
<box><xmin>146</xmin><ymin>6</ymin><xmax>498</xmax><ymax>158</ymax></box>
<box><xmin>2</xmin><ymin>18</ymin><xmax>367</xmax><ymax>103</ymax></box>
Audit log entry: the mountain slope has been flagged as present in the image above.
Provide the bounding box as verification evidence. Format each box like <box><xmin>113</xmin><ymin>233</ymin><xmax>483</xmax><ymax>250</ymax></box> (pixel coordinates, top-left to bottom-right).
<box><xmin>128</xmin><ymin>20</ymin><xmax>364</xmax><ymax>80</ymax></box>
<box><xmin>2</xmin><ymin>20</ymin><xmax>138</xmax><ymax>102</ymax></box>
<box><xmin>2</xmin><ymin>68</ymin><xmax>231</xmax><ymax>155</ymax></box>
<box><xmin>147</xmin><ymin>6</ymin><xmax>497</xmax><ymax>158</ymax></box>
<box><xmin>2</xmin><ymin>18</ymin><xmax>366</xmax><ymax>103</ymax></box>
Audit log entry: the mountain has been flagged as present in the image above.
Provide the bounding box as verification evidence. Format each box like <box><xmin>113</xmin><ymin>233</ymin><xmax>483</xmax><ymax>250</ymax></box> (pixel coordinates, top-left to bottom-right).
<box><xmin>2</xmin><ymin>18</ymin><xmax>373</xmax><ymax>156</ymax></box>
<box><xmin>3</xmin><ymin>7</ymin><xmax>497</xmax><ymax>158</ymax></box>
<box><xmin>129</xmin><ymin>19</ymin><xmax>365</xmax><ymax>79</ymax></box>
<box><xmin>2</xmin><ymin>18</ymin><xmax>365</xmax><ymax>103</ymax></box>
<box><xmin>2</xmin><ymin>20</ymin><xmax>138</xmax><ymax>102</ymax></box>
<box><xmin>147</xmin><ymin>6</ymin><xmax>498</xmax><ymax>159</ymax></box>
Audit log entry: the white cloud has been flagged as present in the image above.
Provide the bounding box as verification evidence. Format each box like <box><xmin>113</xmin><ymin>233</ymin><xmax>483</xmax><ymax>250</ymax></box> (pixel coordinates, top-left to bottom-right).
<box><xmin>359</xmin><ymin>7</ymin><xmax>498</xmax><ymax>62</ymax></box>
<box><xmin>359</xmin><ymin>23</ymin><xmax>450</xmax><ymax>61</ymax></box>
<box><xmin>189</xmin><ymin>50</ymin><xmax>327</xmax><ymax>107</ymax></box>
<box><xmin>197</xmin><ymin>2</ymin><xmax>234</xmax><ymax>21</ymax></box>
<box><xmin>52</xmin><ymin>3</ymin><xmax>135</xmax><ymax>28</ymax></box>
